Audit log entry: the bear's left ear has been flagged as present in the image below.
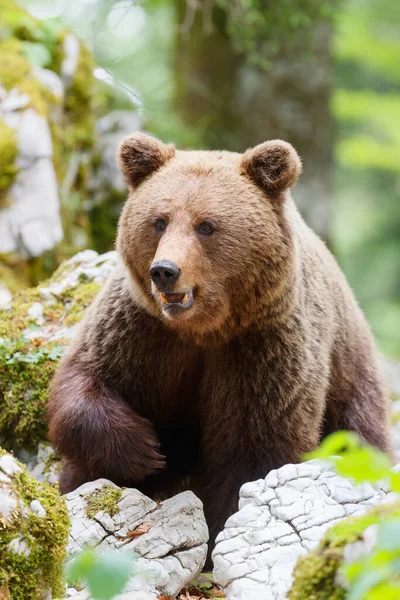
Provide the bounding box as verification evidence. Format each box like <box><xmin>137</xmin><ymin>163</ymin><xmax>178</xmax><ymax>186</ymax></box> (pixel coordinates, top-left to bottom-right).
<box><xmin>118</xmin><ymin>132</ymin><xmax>176</xmax><ymax>188</ymax></box>
<box><xmin>240</xmin><ymin>140</ymin><xmax>302</xmax><ymax>198</ymax></box>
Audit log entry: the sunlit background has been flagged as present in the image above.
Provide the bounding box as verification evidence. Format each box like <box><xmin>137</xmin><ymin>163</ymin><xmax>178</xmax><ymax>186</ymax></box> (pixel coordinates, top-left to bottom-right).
<box><xmin>0</xmin><ymin>0</ymin><xmax>399</xmax><ymax>357</ymax></box>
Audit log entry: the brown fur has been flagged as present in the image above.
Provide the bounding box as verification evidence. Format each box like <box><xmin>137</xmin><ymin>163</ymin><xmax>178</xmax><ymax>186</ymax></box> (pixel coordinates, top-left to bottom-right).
<box><xmin>48</xmin><ymin>133</ymin><xmax>392</xmax><ymax>565</ymax></box>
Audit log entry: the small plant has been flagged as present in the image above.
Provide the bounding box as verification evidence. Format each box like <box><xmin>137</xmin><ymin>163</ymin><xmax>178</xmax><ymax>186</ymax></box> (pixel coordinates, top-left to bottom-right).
<box><xmin>305</xmin><ymin>431</ymin><xmax>400</xmax><ymax>599</ymax></box>
<box><xmin>0</xmin><ymin>335</ymin><xmax>63</xmax><ymax>365</ymax></box>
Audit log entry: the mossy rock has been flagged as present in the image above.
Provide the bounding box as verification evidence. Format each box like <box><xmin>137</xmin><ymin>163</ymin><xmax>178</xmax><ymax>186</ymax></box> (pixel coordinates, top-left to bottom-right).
<box><xmin>0</xmin><ymin>250</ymin><xmax>118</xmax><ymax>452</ymax></box>
<box><xmin>0</xmin><ymin>0</ymin><xmax>94</xmax><ymax>132</ymax></box>
<box><xmin>0</xmin><ymin>447</ymin><xmax>70</xmax><ymax>599</ymax></box>
<box><xmin>85</xmin><ymin>484</ymin><xmax>122</xmax><ymax>520</ymax></box>
<box><xmin>288</xmin><ymin>502</ymin><xmax>400</xmax><ymax>600</ymax></box>
<box><xmin>0</xmin><ymin>0</ymin><xmax>99</xmax><ymax>289</ymax></box>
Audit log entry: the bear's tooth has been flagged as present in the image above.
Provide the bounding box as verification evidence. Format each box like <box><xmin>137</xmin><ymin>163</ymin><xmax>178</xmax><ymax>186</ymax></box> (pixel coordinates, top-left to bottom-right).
<box><xmin>182</xmin><ymin>293</ymin><xmax>188</xmax><ymax>303</ymax></box>
<box><xmin>161</xmin><ymin>293</ymin><xmax>168</xmax><ymax>304</ymax></box>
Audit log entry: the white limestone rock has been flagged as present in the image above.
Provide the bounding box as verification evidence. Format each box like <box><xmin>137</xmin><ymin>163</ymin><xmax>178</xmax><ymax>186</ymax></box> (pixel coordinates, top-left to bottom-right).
<box><xmin>65</xmin><ymin>479</ymin><xmax>208</xmax><ymax>599</ymax></box>
<box><xmin>24</xmin><ymin>442</ymin><xmax>61</xmax><ymax>485</ymax></box>
<box><xmin>86</xmin><ymin>109</ymin><xmax>141</xmax><ymax>224</ymax></box>
<box><xmin>212</xmin><ymin>459</ymin><xmax>399</xmax><ymax>600</ymax></box>
<box><xmin>20</xmin><ymin>249</ymin><xmax>118</xmax><ymax>347</ymax></box>
<box><xmin>0</xmin><ymin>108</ymin><xmax>63</xmax><ymax>257</ymax></box>
<box><xmin>0</xmin><ymin>283</ymin><xmax>12</xmax><ymax>308</ymax></box>
<box><xmin>62</xmin><ymin>34</ymin><xmax>81</xmax><ymax>82</ymax></box>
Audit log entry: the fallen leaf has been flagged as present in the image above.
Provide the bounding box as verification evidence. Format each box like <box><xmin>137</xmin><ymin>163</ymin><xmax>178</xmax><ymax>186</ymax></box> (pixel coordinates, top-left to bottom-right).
<box><xmin>121</xmin><ymin>521</ymin><xmax>156</xmax><ymax>541</ymax></box>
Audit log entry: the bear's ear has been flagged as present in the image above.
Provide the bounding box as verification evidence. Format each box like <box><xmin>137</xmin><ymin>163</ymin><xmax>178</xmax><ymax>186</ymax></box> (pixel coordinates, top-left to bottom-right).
<box><xmin>240</xmin><ymin>140</ymin><xmax>302</xmax><ymax>198</ymax></box>
<box><xmin>118</xmin><ymin>132</ymin><xmax>176</xmax><ymax>188</ymax></box>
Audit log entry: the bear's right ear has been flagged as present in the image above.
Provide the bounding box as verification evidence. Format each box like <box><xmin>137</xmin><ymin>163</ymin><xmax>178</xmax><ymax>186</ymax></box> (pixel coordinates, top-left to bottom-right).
<box><xmin>240</xmin><ymin>140</ymin><xmax>302</xmax><ymax>198</ymax></box>
<box><xmin>118</xmin><ymin>132</ymin><xmax>176</xmax><ymax>188</ymax></box>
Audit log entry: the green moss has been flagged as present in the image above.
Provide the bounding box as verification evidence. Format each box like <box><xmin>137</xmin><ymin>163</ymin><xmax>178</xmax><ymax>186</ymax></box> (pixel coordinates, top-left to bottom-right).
<box><xmin>42</xmin><ymin>449</ymin><xmax>61</xmax><ymax>475</ymax></box>
<box><xmin>0</xmin><ymin>0</ymin><xmax>64</xmax><ymax>71</ymax></box>
<box><xmin>0</xmin><ymin>260</ymin><xmax>101</xmax><ymax>451</ymax></box>
<box><xmin>64</xmin><ymin>42</ymin><xmax>95</xmax><ymax>151</ymax></box>
<box><xmin>0</xmin><ymin>449</ymin><xmax>70</xmax><ymax>599</ymax></box>
<box><xmin>0</xmin><ymin>37</ymin><xmax>58</xmax><ymax>118</ymax></box>
<box><xmin>0</xmin><ymin>120</ymin><xmax>18</xmax><ymax>205</ymax></box>
<box><xmin>0</xmin><ymin>256</ymin><xmax>32</xmax><ymax>294</ymax></box>
<box><xmin>86</xmin><ymin>485</ymin><xmax>122</xmax><ymax>519</ymax></box>
<box><xmin>16</xmin><ymin>77</ymin><xmax>58</xmax><ymax>117</ymax></box>
<box><xmin>0</xmin><ymin>38</ymin><xmax>30</xmax><ymax>88</ymax></box>
<box><xmin>63</xmin><ymin>280</ymin><xmax>101</xmax><ymax>326</ymax></box>
<box><xmin>288</xmin><ymin>503</ymin><xmax>400</xmax><ymax>600</ymax></box>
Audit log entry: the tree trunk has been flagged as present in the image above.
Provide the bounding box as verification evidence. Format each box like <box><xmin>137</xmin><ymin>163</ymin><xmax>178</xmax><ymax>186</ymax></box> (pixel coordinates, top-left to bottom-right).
<box><xmin>173</xmin><ymin>1</ymin><xmax>333</xmax><ymax>241</ymax></box>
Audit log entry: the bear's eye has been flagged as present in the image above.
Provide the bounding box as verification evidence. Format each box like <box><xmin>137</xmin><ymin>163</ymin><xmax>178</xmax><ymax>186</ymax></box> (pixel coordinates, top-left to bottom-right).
<box><xmin>154</xmin><ymin>219</ymin><xmax>167</xmax><ymax>233</ymax></box>
<box><xmin>197</xmin><ymin>222</ymin><xmax>214</xmax><ymax>236</ymax></box>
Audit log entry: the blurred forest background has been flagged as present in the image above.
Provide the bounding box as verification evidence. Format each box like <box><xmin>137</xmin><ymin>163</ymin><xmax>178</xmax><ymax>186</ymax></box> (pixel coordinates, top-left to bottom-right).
<box><xmin>0</xmin><ymin>0</ymin><xmax>399</xmax><ymax>357</ymax></box>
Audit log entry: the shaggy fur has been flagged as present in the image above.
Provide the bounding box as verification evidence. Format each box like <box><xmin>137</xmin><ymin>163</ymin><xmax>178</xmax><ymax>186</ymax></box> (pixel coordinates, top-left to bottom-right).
<box><xmin>49</xmin><ymin>133</ymin><xmax>392</xmax><ymax>564</ymax></box>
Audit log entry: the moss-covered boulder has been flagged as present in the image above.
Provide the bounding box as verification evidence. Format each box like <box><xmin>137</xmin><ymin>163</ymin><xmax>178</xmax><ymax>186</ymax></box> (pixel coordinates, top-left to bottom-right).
<box><xmin>288</xmin><ymin>502</ymin><xmax>400</xmax><ymax>600</ymax></box>
<box><xmin>0</xmin><ymin>249</ymin><xmax>118</xmax><ymax>452</ymax></box>
<box><xmin>0</xmin><ymin>0</ymin><xmax>142</xmax><ymax>297</ymax></box>
<box><xmin>0</xmin><ymin>447</ymin><xmax>70</xmax><ymax>599</ymax></box>
<box><xmin>0</xmin><ymin>0</ymin><xmax>98</xmax><ymax>290</ymax></box>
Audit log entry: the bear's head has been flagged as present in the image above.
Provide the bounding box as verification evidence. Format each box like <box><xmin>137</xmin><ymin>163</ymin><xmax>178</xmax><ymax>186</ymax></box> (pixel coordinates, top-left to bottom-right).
<box><xmin>117</xmin><ymin>133</ymin><xmax>301</xmax><ymax>340</ymax></box>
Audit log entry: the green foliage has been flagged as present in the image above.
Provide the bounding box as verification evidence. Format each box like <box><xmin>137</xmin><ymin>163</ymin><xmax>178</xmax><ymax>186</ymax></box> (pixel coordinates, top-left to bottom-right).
<box><xmin>21</xmin><ymin>39</ymin><xmax>51</xmax><ymax>67</ymax></box>
<box><xmin>334</xmin><ymin>90</ymin><xmax>400</xmax><ymax>172</ymax></box>
<box><xmin>344</xmin><ymin>519</ymin><xmax>400</xmax><ymax>599</ymax></box>
<box><xmin>67</xmin><ymin>548</ymin><xmax>137</xmax><ymax>600</ymax></box>
<box><xmin>305</xmin><ymin>431</ymin><xmax>400</xmax><ymax>491</ymax></box>
<box><xmin>1</xmin><ymin>336</ymin><xmax>63</xmax><ymax>365</ymax></box>
<box><xmin>333</xmin><ymin>0</ymin><xmax>400</xmax><ymax>359</ymax></box>
<box><xmin>292</xmin><ymin>431</ymin><xmax>400</xmax><ymax>599</ymax></box>
<box><xmin>0</xmin><ymin>0</ymin><xmax>64</xmax><ymax>85</ymax></box>
<box><xmin>216</xmin><ymin>0</ymin><xmax>338</xmax><ymax>67</ymax></box>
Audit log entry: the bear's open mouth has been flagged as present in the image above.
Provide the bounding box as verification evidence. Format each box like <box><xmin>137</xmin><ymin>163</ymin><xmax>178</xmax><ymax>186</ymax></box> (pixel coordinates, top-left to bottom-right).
<box><xmin>160</xmin><ymin>289</ymin><xmax>194</xmax><ymax>311</ymax></box>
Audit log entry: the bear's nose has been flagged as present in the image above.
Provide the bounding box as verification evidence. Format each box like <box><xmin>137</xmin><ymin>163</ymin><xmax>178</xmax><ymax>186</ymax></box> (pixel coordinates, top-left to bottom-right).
<box><xmin>149</xmin><ymin>260</ymin><xmax>181</xmax><ymax>288</ymax></box>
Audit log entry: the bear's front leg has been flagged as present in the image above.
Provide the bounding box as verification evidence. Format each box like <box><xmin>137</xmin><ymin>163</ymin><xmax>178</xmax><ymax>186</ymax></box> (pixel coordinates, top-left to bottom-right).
<box><xmin>48</xmin><ymin>358</ymin><xmax>165</xmax><ymax>493</ymax></box>
<box><xmin>197</xmin><ymin>400</ymin><xmax>324</xmax><ymax>567</ymax></box>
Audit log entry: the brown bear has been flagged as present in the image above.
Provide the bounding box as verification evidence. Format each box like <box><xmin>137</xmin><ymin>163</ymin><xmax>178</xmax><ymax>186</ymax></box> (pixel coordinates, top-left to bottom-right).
<box><xmin>48</xmin><ymin>133</ymin><xmax>392</xmax><ymax>563</ymax></box>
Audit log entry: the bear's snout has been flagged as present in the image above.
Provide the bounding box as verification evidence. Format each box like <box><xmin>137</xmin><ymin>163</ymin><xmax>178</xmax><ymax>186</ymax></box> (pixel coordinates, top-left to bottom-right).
<box><xmin>150</xmin><ymin>259</ymin><xmax>181</xmax><ymax>290</ymax></box>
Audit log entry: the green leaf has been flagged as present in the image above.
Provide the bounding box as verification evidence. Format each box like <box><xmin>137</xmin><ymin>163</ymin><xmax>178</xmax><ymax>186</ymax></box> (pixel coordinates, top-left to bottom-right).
<box><xmin>21</xmin><ymin>41</ymin><xmax>52</xmax><ymax>68</ymax></box>
<box><xmin>389</xmin><ymin>472</ymin><xmax>400</xmax><ymax>493</ymax></box>
<box><xmin>66</xmin><ymin>548</ymin><xmax>96</xmax><ymax>585</ymax></box>
<box><xmin>347</xmin><ymin>566</ymin><xmax>389</xmax><ymax>600</ymax></box>
<box><xmin>335</xmin><ymin>447</ymin><xmax>391</xmax><ymax>483</ymax></box>
<box><xmin>86</xmin><ymin>551</ymin><xmax>134</xmax><ymax>600</ymax></box>
<box><xmin>303</xmin><ymin>430</ymin><xmax>361</xmax><ymax>461</ymax></box>
<box><xmin>366</xmin><ymin>582</ymin><xmax>400</xmax><ymax>600</ymax></box>
<box><xmin>378</xmin><ymin>519</ymin><xmax>400</xmax><ymax>551</ymax></box>
<box><xmin>47</xmin><ymin>346</ymin><xmax>64</xmax><ymax>360</ymax></box>
<box><xmin>345</xmin><ymin>560</ymin><xmax>364</xmax><ymax>584</ymax></box>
